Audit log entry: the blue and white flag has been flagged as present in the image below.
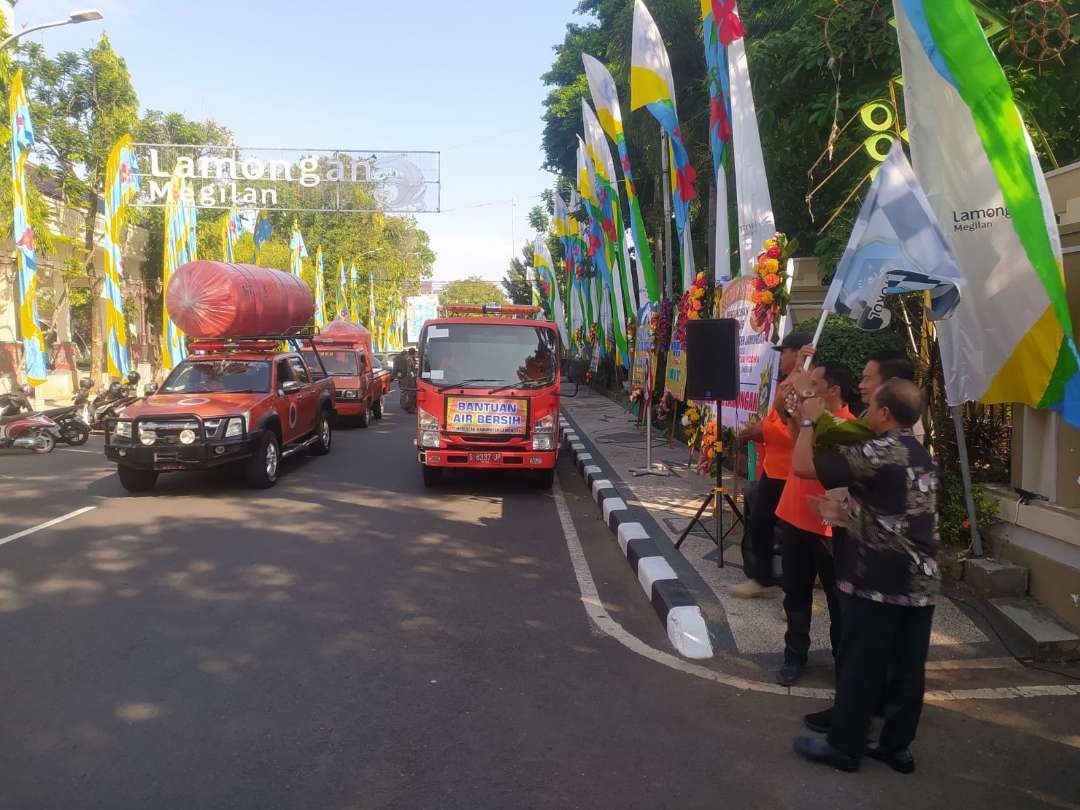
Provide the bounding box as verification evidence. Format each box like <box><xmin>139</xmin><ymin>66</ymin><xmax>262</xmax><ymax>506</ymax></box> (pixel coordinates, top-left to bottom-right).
<box><xmin>825</xmin><ymin>141</ymin><xmax>964</xmax><ymax>331</ymax></box>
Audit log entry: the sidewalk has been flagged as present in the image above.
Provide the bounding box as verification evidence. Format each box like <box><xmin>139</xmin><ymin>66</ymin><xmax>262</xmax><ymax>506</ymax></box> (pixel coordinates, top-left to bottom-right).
<box><xmin>562</xmin><ymin>388</ymin><xmax>1006</xmax><ymax>684</ymax></box>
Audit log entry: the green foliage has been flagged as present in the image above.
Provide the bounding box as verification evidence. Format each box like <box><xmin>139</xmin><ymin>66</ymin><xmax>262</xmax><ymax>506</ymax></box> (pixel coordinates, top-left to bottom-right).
<box><xmin>938</xmin><ymin>471</ymin><xmax>1000</xmax><ymax>551</ymax></box>
<box><xmin>503</xmin><ymin>256</ymin><xmax>532</xmax><ymax>305</ymax></box>
<box><xmin>795</xmin><ymin>313</ymin><xmax>907</xmax><ymax>402</ymax></box>
<box><xmin>439</xmin><ymin>276</ymin><xmax>508</xmax><ymax>308</ymax></box>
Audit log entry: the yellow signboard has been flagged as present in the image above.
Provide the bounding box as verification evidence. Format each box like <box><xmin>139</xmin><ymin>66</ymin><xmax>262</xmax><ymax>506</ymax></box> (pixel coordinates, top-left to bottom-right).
<box><xmin>446</xmin><ymin>397</ymin><xmax>528</xmax><ymax>435</ymax></box>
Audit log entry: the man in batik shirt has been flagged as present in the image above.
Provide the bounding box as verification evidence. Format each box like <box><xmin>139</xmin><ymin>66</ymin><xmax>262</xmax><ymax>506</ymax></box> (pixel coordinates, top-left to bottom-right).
<box><xmin>789</xmin><ymin>379</ymin><xmax>939</xmax><ymax>775</ymax></box>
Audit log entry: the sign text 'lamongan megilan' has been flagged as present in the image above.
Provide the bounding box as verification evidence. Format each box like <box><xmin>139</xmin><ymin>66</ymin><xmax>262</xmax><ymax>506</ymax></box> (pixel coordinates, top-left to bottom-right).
<box><xmin>130</xmin><ymin>144</ymin><xmax>440</xmax><ymax>213</ymax></box>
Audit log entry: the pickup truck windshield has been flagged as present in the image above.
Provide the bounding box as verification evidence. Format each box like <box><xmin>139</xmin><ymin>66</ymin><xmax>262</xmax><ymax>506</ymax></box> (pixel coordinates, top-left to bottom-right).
<box><xmin>162</xmin><ymin>360</ymin><xmax>271</xmax><ymax>394</ymax></box>
<box><xmin>316</xmin><ymin>350</ymin><xmax>359</xmax><ymax>376</ymax></box>
<box><xmin>421</xmin><ymin>324</ymin><xmax>557</xmax><ymax>388</ymax></box>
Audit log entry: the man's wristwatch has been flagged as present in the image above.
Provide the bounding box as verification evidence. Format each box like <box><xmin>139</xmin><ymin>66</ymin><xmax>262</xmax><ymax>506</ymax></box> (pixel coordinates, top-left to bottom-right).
<box><xmin>800</xmin><ymin>417</ymin><xmax>815</xmax><ymax>428</ymax></box>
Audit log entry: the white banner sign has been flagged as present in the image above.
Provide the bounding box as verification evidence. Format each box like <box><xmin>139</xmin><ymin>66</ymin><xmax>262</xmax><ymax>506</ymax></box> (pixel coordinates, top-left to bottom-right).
<box><xmin>718</xmin><ymin>276</ymin><xmax>776</xmax><ymax>429</ymax></box>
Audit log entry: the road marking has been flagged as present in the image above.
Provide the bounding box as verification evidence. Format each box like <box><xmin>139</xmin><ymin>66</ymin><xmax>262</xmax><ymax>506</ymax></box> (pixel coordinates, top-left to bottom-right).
<box><xmin>552</xmin><ymin>478</ymin><xmax>1080</xmax><ymax>703</ymax></box>
<box><xmin>0</xmin><ymin>506</ymin><xmax>97</xmax><ymax>547</ymax></box>
<box><xmin>59</xmin><ymin>449</ymin><xmax>101</xmax><ymax>455</ymax></box>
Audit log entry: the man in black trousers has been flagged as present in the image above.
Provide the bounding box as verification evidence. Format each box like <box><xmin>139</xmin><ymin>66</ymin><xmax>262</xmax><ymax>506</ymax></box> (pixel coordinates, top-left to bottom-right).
<box><xmin>788</xmin><ymin>379</ymin><xmax>940</xmax><ymax>775</ymax></box>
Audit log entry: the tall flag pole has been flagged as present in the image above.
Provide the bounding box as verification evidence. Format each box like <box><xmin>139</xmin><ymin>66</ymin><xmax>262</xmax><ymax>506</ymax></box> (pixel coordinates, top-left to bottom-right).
<box><xmin>313</xmin><ymin>246</ymin><xmax>327</xmax><ymax>329</ymax></box>
<box><xmin>894</xmin><ymin>0</ymin><xmax>1078</xmax><ymax>425</ymax></box>
<box><xmin>349</xmin><ymin>264</ymin><xmax>359</xmax><ymax>324</ymax></box>
<box><xmin>101</xmin><ymin>135</ymin><xmax>141</xmax><ymax>379</ymax></box>
<box><xmin>162</xmin><ymin>170</ymin><xmax>196</xmax><ymax>370</ymax></box>
<box><xmin>630</xmin><ymin>0</ymin><xmax>698</xmax><ymax>292</ymax></box>
<box><xmin>337</xmin><ymin>259</ymin><xmax>348</xmax><ymax>319</ymax></box>
<box><xmin>582</xmin><ymin>101</ymin><xmax>635</xmax><ymax>338</ymax></box>
<box><xmin>700</xmin><ymin>0</ymin><xmax>744</xmax><ymax>283</ymax></box>
<box><xmin>553</xmin><ymin>193</ymin><xmax>581</xmax><ymax>349</ymax></box>
<box><xmin>582</xmin><ymin>53</ymin><xmax>659</xmax><ymax>304</ymax></box>
<box><xmin>289</xmin><ymin>221</ymin><xmax>308</xmax><ymax>278</ymax></box>
<box><xmin>534</xmin><ymin>235</ymin><xmax>569</xmax><ymax>346</ymax></box>
<box><xmin>368</xmin><ymin>270</ymin><xmax>377</xmax><ymax>350</ymax></box>
<box><xmin>253</xmin><ymin>210</ymin><xmax>272</xmax><ymax>263</ymax></box>
<box><xmin>9</xmin><ymin>70</ymin><xmax>47</xmax><ymax>385</ymax></box>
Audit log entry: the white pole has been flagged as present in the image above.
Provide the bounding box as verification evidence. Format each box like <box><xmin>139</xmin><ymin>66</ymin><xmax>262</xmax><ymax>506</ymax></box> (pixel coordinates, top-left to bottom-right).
<box><xmin>715</xmin><ymin>165</ymin><xmax>730</xmax><ymax>285</ymax></box>
<box><xmin>803</xmin><ymin>310</ymin><xmax>830</xmax><ymax>370</ymax></box>
<box><xmin>660</xmin><ymin>130</ymin><xmax>673</xmax><ymax>300</ymax></box>
<box><xmin>951</xmin><ymin>405</ymin><xmax>985</xmax><ymax>557</ymax></box>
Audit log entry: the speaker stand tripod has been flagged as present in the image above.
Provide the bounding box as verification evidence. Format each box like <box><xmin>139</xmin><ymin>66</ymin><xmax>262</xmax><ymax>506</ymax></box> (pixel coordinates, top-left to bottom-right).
<box><xmin>674</xmin><ymin>443</ymin><xmax>743</xmax><ymax>567</ymax></box>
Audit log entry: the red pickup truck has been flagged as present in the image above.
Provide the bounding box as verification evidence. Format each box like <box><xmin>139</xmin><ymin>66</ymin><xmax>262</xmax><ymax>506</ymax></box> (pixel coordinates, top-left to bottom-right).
<box><xmin>105</xmin><ymin>339</ymin><xmax>335</xmax><ymax>492</ymax></box>
<box><xmin>306</xmin><ymin>319</ymin><xmax>392</xmax><ymax>427</ymax></box>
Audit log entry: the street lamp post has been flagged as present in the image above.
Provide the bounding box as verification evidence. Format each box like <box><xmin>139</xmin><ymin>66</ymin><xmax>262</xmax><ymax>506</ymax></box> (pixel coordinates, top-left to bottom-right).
<box><xmin>0</xmin><ymin>9</ymin><xmax>104</xmax><ymax>52</ymax></box>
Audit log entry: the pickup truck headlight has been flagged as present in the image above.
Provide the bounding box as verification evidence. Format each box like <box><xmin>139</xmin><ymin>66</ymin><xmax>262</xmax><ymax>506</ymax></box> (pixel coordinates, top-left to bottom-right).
<box><xmin>418</xmin><ymin>407</ymin><xmax>440</xmax><ymax>448</ymax></box>
<box><xmin>342</xmin><ymin>389</ymin><xmax>358</xmax><ymax>399</ymax></box>
<box><xmin>532</xmin><ymin>413</ymin><xmax>555</xmax><ymax>451</ymax></box>
<box><xmin>113</xmin><ymin>420</ymin><xmax>132</xmax><ymax>439</ymax></box>
<box><xmin>224</xmin><ymin>417</ymin><xmax>244</xmax><ymax>438</ymax></box>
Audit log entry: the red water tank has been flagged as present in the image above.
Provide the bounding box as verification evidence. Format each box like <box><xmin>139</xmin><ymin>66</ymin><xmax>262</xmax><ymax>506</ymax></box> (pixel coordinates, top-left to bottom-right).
<box><xmin>166</xmin><ymin>261</ymin><xmax>314</xmax><ymax>338</ymax></box>
<box><xmin>314</xmin><ymin>318</ymin><xmax>373</xmax><ymax>352</ymax></box>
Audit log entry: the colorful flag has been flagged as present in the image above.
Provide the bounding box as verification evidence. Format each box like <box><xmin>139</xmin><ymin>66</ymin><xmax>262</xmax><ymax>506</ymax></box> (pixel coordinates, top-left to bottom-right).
<box><xmin>728</xmin><ymin>18</ymin><xmax>775</xmax><ymax>276</ymax></box>
<box><xmin>368</xmin><ymin>271</ymin><xmax>377</xmax><ymax>350</ymax></box>
<box><xmin>222</xmin><ymin>207</ymin><xmax>244</xmax><ymax>262</ymax></box>
<box><xmin>289</xmin><ymin>222</ymin><xmax>307</xmax><ymax>278</ymax></box>
<box><xmin>253</xmin><ymin>210</ymin><xmax>272</xmax><ymax>250</ymax></box>
<box><xmin>9</xmin><ymin>70</ymin><xmax>47</xmax><ymax>385</ymax></box>
<box><xmin>699</xmin><ymin>0</ymin><xmax>743</xmax><ymax>282</ymax></box>
<box><xmin>582</xmin><ymin>53</ymin><xmax>659</xmax><ymax>304</ymax></box>
<box><xmin>314</xmin><ymin>246</ymin><xmax>326</xmax><ymax>329</ymax></box>
<box><xmin>582</xmin><ymin>100</ymin><xmax>637</xmax><ymax>322</ymax></box>
<box><xmin>101</xmin><ymin>135</ymin><xmax>141</xmax><ymax>379</ymax></box>
<box><xmin>895</xmin><ymin>0</ymin><xmax>1079</xmax><ymax>423</ymax></box>
<box><xmin>337</xmin><ymin>259</ymin><xmax>349</xmax><ymax>319</ymax></box>
<box><xmin>630</xmin><ymin>0</ymin><xmax>697</xmax><ymax>291</ymax></box>
<box><xmin>535</xmin><ymin>236</ymin><xmax>569</xmax><ymax>346</ymax></box>
<box><xmin>163</xmin><ymin>170</ymin><xmax>197</xmax><ymax>369</ymax></box>
<box><xmin>825</xmin><ymin>142</ymin><xmax>964</xmax><ymax>329</ymax></box>
<box><xmin>350</xmin><ymin>264</ymin><xmax>359</xmax><ymax>323</ymax></box>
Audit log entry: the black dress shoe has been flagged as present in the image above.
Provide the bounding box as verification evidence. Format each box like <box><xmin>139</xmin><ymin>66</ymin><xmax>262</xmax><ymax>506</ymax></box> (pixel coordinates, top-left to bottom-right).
<box><xmin>793</xmin><ymin>736</ymin><xmax>859</xmax><ymax>772</ymax></box>
<box><xmin>867</xmin><ymin>746</ymin><xmax>915</xmax><ymax>774</ymax></box>
<box><xmin>804</xmin><ymin>707</ymin><xmax>833</xmax><ymax>734</ymax></box>
<box><xmin>776</xmin><ymin>661</ymin><xmax>803</xmax><ymax>687</ymax></box>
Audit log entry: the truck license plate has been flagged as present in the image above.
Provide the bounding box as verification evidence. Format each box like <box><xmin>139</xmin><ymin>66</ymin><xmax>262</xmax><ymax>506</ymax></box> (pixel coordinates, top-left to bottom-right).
<box><xmin>469</xmin><ymin>453</ymin><xmax>501</xmax><ymax>464</ymax></box>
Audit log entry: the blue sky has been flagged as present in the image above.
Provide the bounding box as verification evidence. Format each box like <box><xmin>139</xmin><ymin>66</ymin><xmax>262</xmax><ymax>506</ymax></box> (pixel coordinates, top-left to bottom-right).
<box><xmin>11</xmin><ymin>0</ymin><xmax>584</xmax><ymax>283</ymax></box>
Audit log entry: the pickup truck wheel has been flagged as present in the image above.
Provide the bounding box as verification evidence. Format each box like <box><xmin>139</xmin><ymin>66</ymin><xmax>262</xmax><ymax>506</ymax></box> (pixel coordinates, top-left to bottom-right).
<box><xmin>118</xmin><ymin>465</ymin><xmax>157</xmax><ymax>493</ymax></box>
<box><xmin>311</xmin><ymin>410</ymin><xmax>332</xmax><ymax>455</ymax></box>
<box><xmin>247</xmin><ymin>432</ymin><xmax>280</xmax><ymax>489</ymax></box>
<box><xmin>372</xmin><ymin>396</ymin><xmax>384</xmax><ymax>420</ymax></box>
<box><xmin>356</xmin><ymin>405</ymin><xmax>371</xmax><ymax>429</ymax></box>
<box><xmin>421</xmin><ymin>464</ymin><xmax>442</xmax><ymax>487</ymax></box>
<box><xmin>534</xmin><ymin>468</ymin><xmax>555</xmax><ymax>490</ymax></box>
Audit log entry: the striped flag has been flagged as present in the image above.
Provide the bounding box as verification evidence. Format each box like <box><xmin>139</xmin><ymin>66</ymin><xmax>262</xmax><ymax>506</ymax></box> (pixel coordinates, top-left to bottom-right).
<box><xmin>163</xmin><ymin>170</ymin><xmax>197</xmax><ymax>370</ymax></box>
<box><xmin>9</xmin><ymin>70</ymin><xmax>47</xmax><ymax>385</ymax></box>
<box><xmin>222</xmin><ymin>207</ymin><xmax>244</xmax><ymax>262</ymax></box>
<box><xmin>895</xmin><ymin>0</ymin><xmax>1079</xmax><ymax>423</ymax></box>
<box><xmin>289</xmin><ymin>222</ymin><xmax>308</xmax><ymax>278</ymax></box>
<box><xmin>314</xmin><ymin>246</ymin><xmax>326</xmax><ymax>328</ymax></box>
<box><xmin>101</xmin><ymin>136</ymin><xmax>141</xmax><ymax>379</ymax></box>
<box><xmin>337</xmin><ymin>259</ymin><xmax>349</xmax><ymax>319</ymax></box>
<box><xmin>630</xmin><ymin>0</ymin><xmax>697</xmax><ymax>291</ymax></box>
<box><xmin>582</xmin><ymin>53</ymin><xmax>658</xmax><ymax>304</ymax></box>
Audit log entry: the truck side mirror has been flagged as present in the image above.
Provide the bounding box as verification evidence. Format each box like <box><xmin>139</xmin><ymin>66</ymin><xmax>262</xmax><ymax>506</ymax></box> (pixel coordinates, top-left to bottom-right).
<box><xmin>281</xmin><ymin>380</ymin><xmax>303</xmax><ymax>395</ymax></box>
<box><xmin>143</xmin><ymin>383</ymin><xmax>158</xmax><ymax>397</ymax></box>
<box><xmin>560</xmin><ymin>377</ymin><xmax>580</xmax><ymax>398</ymax></box>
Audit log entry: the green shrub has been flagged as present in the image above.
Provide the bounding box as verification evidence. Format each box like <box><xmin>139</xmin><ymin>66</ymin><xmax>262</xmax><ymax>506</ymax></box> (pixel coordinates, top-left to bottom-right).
<box><xmin>938</xmin><ymin>471</ymin><xmax>1000</xmax><ymax>551</ymax></box>
<box><xmin>795</xmin><ymin>314</ymin><xmax>908</xmax><ymax>390</ymax></box>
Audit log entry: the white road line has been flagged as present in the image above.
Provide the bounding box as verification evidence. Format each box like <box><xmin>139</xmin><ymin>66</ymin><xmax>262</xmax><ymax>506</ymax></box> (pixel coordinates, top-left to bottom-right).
<box><xmin>552</xmin><ymin>478</ymin><xmax>1080</xmax><ymax>703</ymax></box>
<box><xmin>59</xmin><ymin>449</ymin><xmax>101</xmax><ymax>455</ymax></box>
<box><xmin>0</xmin><ymin>506</ymin><xmax>97</xmax><ymax>547</ymax></box>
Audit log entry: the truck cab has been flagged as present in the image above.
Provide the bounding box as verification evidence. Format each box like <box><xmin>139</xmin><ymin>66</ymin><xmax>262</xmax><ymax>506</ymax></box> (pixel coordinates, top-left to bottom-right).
<box><xmin>106</xmin><ymin>338</ymin><xmax>336</xmax><ymax>492</ymax></box>
<box><xmin>307</xmin><ymin>319</ymin><xmax>391</xmax><ymax>427</ymax></box>
<box><xmin>414</xmin><ymin>305</ymin><xmax>563</xmax><ymax>488</ymax></box>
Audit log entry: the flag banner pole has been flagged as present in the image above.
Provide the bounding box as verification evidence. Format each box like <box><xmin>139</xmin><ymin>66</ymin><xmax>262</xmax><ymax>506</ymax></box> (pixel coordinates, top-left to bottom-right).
<box><xmin>804</xmin><ymin>309</ymin><xmax>829</xmax><ymax>370</ymax></box>
<box><xmin>632</xmin><ymin>355</ymin><xmax>670</xmax><ymax>477</ymax></box>
<box><xmin>951</xmin><ymin>405</ymin><xmax>984</xmax><ymax>557</ymax></box>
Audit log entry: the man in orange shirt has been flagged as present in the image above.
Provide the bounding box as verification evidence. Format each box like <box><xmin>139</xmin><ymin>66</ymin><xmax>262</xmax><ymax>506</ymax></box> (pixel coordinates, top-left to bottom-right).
<box><xmin>773</xmin><ymin>360</ymin><xmax>855</xmax><ymax>687</ymax></box>
<box><xmin>731</xmin><ymin>332</ymin><xmax>813</xmax><ymax>598</ymax></box>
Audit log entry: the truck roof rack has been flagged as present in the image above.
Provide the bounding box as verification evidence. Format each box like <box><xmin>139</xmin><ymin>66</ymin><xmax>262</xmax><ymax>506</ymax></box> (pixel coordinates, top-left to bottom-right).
<box><xmin>442</xmin><ymin>304</ymin><xmax>541</xmax><ymax>319</ymax></box>
<box><xmin>187</xmin><ymin>327</ymin><xmax>318</xmax><ymax>354</ymax></box>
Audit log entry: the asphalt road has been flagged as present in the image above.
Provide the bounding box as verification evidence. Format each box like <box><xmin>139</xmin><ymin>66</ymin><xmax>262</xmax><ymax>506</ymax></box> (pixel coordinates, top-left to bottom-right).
<box><xmin>0</xmin><ymin>404</ymin><xmax>1077</xmax><ymax>809</ymax></box>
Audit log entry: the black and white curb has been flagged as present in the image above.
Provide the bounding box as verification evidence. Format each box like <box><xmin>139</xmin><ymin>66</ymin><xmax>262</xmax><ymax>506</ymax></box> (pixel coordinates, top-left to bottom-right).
<box><xmin>559</xmin><ymin>415</ymin><xmax>714</xmax><ymax>660</ymax></box>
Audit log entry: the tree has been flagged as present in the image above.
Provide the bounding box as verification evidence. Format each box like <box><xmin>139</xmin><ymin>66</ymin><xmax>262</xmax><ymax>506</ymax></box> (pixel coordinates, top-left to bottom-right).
<box><xmin>18</xmin><ymin>36</ymin><xmax>139</xmax><ymax>380</ymax></box>
<box><xmin>439</xmin><ymin>276</ymin><xmax>508</xmax><ymax>309</ymax></box>
<box><xmin>503</xmin><ymin>256</ymin><xmax>532</xmax><ymax>304</ymax></box>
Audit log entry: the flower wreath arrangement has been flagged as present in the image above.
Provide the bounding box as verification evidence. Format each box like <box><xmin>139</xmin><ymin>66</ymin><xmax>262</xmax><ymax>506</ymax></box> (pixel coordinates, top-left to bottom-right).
<box><xmin>676</xmin><ymin>272</ymin><xmax>708</xmax><ymax>343</ymax></box>
<box><xmin>750</xmin><ymin>233</ymin><xmax>794</xmax><ymax>342</ymax></box>
<box><xmin>696</xmin><ymin>420</ymin><xmax>722</xmax><ymax>477</ymax></box>
<box><xmin>681</xmin><ymin>401</ymin><xmax>705</xmax><ymax>448</ymax></box>
<box><xmin>588</xmin><ymin>323</ymin><xmax>598</xmax><ymax>345</ymax></box>
<box><xmin>655</xmin><ymin>391</ymin><xmax>674</xmax><ymax>421</ymax></box>
<box><xmin>653</xmin><ymin>297</ymin><xmax>674</xmax><ymax>349</ymax></box>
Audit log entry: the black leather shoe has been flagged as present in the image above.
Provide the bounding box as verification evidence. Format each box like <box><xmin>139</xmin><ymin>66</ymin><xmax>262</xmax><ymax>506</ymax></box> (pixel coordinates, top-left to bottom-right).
<box><xmin>793</xmin><ymin>736</ymin><xmax>859</xmax><ymax>772</ymax></box>
<box><xmin>867</xmin><ymin>746</ymin><xmax>915</xmax><ymax>774</ymax></box>
<box><xmin>776</xmin><ymin>661</ymin><xmax>803</xmax><ymax>687</ymax></box>
<box><xmin>804</xmin><ymin>707</ymin><xmax>833</xmax><ymax>734</ymax></box>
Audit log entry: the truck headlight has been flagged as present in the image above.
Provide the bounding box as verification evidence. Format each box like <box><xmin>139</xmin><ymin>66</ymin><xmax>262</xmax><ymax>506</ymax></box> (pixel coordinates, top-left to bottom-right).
<box><xmin>139</xmin><ymin>428</ymin><xmax>156</xmax><ymax>446</ymax></box>
<box><xmin>224</xmin><ymin>417</ymin><xmax>244</xmax><ymax>438</ymax></box>
<box><xmin>532</xmin><ymin>413</ymin><xmax>555</xmax><ymax>451</ymax></box>
<box><xmin>418</xmin><ymin>407</ymin><xmax>439</xmax><ymax>431</ymax></box>
<box><xmin>179</xmin><ymin>429</ymin><xmax>196</xmax><ymax>445</ymax></box>
<box><xmin>343</xmin><ymin>389</ymin><xmax>358</xmax><ymax>399</ymax></box>
<box><xmin>114</xmin><ymin>420</ymin><xmax>132</xmax><ymax>439</ymax></box>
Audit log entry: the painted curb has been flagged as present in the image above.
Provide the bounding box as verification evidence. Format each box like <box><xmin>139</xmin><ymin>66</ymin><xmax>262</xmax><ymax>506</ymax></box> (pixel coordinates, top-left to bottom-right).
<box><xmin>560</xmin><ymin>416</ymin><xmax>714</xmax><ymax>660</ymax></box>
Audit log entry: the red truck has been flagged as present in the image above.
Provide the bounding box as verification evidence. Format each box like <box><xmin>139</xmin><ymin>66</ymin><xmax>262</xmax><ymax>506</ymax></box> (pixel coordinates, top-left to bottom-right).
<box><xmin>105</xmin><ymin>338</ymin><xmax>336</xmax><ymax>492</ymax></box>
<box><xmin>305</xmin><ymin>319</ymin><xmax>392</xmax><ymax>427</ymax></box>
<box><xmin>413</xmin><ymin>304</ymin><xmax>570</xmax><ymax>489</ymax></box>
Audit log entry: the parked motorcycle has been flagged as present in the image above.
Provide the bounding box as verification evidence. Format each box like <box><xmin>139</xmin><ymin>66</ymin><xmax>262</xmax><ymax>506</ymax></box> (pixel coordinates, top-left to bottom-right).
<box><xmin>35</xmin><ymin>378</ymin><xmax>93</xmax><ymax>446</ymax></box>
<box><xmin>83</xmin><ymin>371</ymin><xmax>141</xmax><ymax>431</ymax></box>
<box><xmin>0</xmin><ymin>387</ymin><xmax>58</xmax><ymax>454</ymax></box>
